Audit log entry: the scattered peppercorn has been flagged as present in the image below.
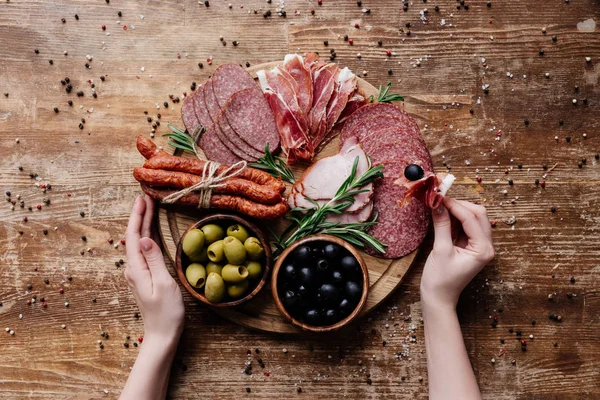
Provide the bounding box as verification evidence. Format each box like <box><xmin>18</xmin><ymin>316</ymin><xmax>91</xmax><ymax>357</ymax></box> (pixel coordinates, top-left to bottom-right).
<box><xmin>49</xmin><ymin>59</ymin><xmax>53</xmax><ymax>65</ymax></box>
<box><xmin>539</xmin><ymin>50</ymin><xmax>544</xmax><ymax>56</ymax></box>
<box><xmin>81</xmin><ymin>235</ymin><xmax>87</xmax><ymax>241</ymax></box>
<box><xmin>61</xmin><ymin>18</ymin><xmax>66</xmax><ymax>23</ymax></box>
<box><xmin>524</xmin><ymin>119</ymin><xmax>529</xmax><ymax>126</ymax></box>
<box><xmin>34</xmin><ymin>49</ymin><xmax>39</xmax><ymax>54</ymax></box>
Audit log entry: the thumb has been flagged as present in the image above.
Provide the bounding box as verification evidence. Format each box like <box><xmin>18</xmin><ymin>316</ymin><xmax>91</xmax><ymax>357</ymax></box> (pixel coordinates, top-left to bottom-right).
<box><xmin>432</xmin><ymin>203</ymin><xmax>452</xmax><ymax>251</ymax></box>
<box><xmin>140</xmin><ymin>237</ymin><xmax>170</xmax><ymax>281</ymax></box>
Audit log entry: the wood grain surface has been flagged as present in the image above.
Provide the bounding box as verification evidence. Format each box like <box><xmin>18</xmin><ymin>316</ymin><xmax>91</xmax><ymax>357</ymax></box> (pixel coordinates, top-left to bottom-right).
<box><xmin>0</xmin><ymin>1</ymin><xmax>599</xmax><ymax>399</ymax></box>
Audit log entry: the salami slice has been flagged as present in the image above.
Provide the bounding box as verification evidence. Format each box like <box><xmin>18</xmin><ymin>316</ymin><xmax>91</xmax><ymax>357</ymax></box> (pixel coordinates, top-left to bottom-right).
<box><xmin>193</xmin><ymin>83</ymin><xmax>213</xmax><ymax>129</ymax></box>
<box><xmin>211</xmin><ymin>64</ymin><xmax>258</xmax><ymax>108</ymax></box>
<box><xmin>366</xmin><ymin>161</ymin><xmax>431</xmax><ymax>258</ymax></box>
<box><xmin>216</xmin><ymin>109</ymin><xmax>264</xmax><ymax>160</ymax></box>
<box><xmin>363</xmin><ymin>135</ymin><xmax>432</xmax><ymax>169</ymax></box>
<box><xmin>181</xmin><ymin>92</ymin><xmax>200</xmax><ymax>133</ymax></box>
<box><xmin>203</xmin><ymin>79</ymin><xmax>221</xmax><ymax>125</ymax></box>
<box><xmin>223</xmin><ymin>87</ymin><xmax>280</xmax><ymax>154</ymax></box>
<box><xmin>340</xmin><ymin>103</ymin><xmax>421</xmax><ymax>144</ymax></box>
<box><xmin>199</xmin><ymin>125</ymin><xmax>244</xmax><ymax>166</ymax></box>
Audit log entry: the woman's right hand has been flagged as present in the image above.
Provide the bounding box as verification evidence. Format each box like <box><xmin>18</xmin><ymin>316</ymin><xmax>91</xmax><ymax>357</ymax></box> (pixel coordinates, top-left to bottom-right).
<box><xmin>420</xmin><ymin>197</ymin><xmax>495</xmax><ymax>309</ymax></box>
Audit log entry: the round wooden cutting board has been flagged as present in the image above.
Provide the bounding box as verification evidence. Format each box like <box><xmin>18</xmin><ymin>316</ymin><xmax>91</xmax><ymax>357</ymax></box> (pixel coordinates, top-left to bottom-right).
<box><xmin>157</xmin><ymin>61</ymin><xmax>420</xmax><ymax>334</ymax></box>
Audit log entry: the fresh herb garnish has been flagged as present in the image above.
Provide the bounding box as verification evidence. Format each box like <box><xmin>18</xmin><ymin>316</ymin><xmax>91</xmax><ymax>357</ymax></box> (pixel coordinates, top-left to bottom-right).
<box><xmin>249</xmin><ymin>143</ymin><xmax>296</xmax><ymax>184</ymax></box>
<box><xmin>273</xmin><ymin>156</ymin><xmax>387</xmax><ymax>255</ymax></box>
<box><xmin>163</xmin><ymin>124</ymin><xmax>204</xmax><ymax>156</ymax></box>
<box><xmin>369</xmin><ymin>82</ymin><xmax>404</xmax><ymax>103</ymax></box>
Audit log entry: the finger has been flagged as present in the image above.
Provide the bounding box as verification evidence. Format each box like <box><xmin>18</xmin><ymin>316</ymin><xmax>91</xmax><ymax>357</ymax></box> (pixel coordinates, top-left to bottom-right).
<box><xmin>140</xmin><ymin>237</ymin><xmax>172</xmax><ymax>285</ymax></box>
<box><xmin>126</xmin><ymin>196</ymin><xmax>148</xmax><ymax>274</ymax></box>
<box><xmin>141</xmin><ymin>196</ymin><xmax>155</xmax><ymax>239</ymax></box>
<box><xmin>431</xmin><ymin>203</ymin><xmax>453</xmax><ymax>252</ymax></box>
<box><xmin>443</xmin><ymin>197</ymin><xmax>486</xmax><ymax>247</ymax></box>
<box><xmin>455</xmin><ymin>200</ymin><xmax>492</xmax><ymax>239</ymax></box>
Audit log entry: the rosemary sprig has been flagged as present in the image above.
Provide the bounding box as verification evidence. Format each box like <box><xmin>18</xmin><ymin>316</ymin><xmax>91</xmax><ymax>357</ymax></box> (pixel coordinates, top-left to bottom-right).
<box><xmin>249</xmin><ymin>143</ymin><xmax>296</xmax><ymax>184</ymax></box>
<box><xmin>369</xmin><ymin>82</ymin><xmax>404</xmax><ymax>103</ymax></box>
<box><xmin>274</xmin><ymin>156</ymin><xmax>387</xmax><ymax>255</ymax></box>
<box><xmin>163</xmin><ymin>124</ymin><xmax>204</xmax><ymax>155</ymax></box>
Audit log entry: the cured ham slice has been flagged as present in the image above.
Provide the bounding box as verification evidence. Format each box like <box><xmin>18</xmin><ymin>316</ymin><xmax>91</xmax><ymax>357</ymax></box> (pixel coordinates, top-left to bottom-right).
<box><xmin>326</xmin><ymin>201</ymin><xmax>373</xmax><ymax>224</ymax></box>
<box><xmin>395</xmin><ymin>173</ymin><xmax>455</xmax><ymax>209</ymax></box>
<box><xmin>324</xmin><ymin>67</ymin><xmax>358</xmax><ymax>136</ymax></box>
<box><xmin>308</xmin><ymin>64</ymin><xmax>338</xmax><ymax>147</ymax></box>
<box><xmin>336</xmin><ymin>92</ymin><xmax>366</xmax><ymax>126</ymax></box>
<box><xmin>287</xmin><ymin>137</ymin><xmax>373</xmax><ymax>213</ymax></box>
<box><xmin>282</xmin><ymin>54</ymin><xmax>313</xmax><ymax>117</ymax></box>
<box><xmin>257</xmin><ymin>68</ymin><xmax>313</xmax><ymax>163</ymax></box>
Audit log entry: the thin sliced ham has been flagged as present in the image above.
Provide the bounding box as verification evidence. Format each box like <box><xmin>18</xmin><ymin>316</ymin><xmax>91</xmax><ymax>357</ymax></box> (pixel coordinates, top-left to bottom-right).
<box><xmin>282</xmin><ymin>54</ymin><xmax>313</xmax><ymax>117</ymax></box>
<box><xmin>326</xmin><ymin>201</ymin><xmax>373</xmax><ymax>224</ymax></box>
<box><xmin>324</xmin><ymin>67</ymin><xmax>357</xmax><ymax>135</ymax></box>
<box><xmin>308</xmin><ymin>64</ymin><xmax>338</xmax><ymax>147</ymax></box>
<box><xmin>287</xmin><ymin>137</ymin><xmax>373</xmax><ymax>213</ymax></box>
<box><xmin>395</xmin><ymin>173</ymin><xmax>455</xmax><ymax>209</ymax></box>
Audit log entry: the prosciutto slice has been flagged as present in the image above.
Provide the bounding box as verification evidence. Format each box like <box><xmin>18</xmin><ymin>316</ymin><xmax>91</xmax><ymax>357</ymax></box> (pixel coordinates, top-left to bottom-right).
<box><xmin>395</xmin><ymin>173</ymin><xmax>455</xmax><ymax>209</ymax></box>
<box><xmin>324</xmin><ymin>67</ymin><xmax>358</xmax><ymax>139</ymax></box>
<box><xmin>308</xmin><ymin>64</ymin><xmax>338</xmax><ymax>147</ymax></box>
<box><xmin>257</xmin><ymin>69</ymin><xmax>313</xmax><ymax>162</ymax></box>
<box><xmin>282</xmin><ymin>54</ymin><xmax>313</xmax><ymax>117</ymax></box>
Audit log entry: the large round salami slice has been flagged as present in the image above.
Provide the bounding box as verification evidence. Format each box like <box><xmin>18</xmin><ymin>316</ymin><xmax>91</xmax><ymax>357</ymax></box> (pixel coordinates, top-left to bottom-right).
<box><xmin>211</xmin><ymin>64</ymin><xmax>257</xmax><ymax>108</ymax></box>
<box><xmin>216</xmin><ymin>109</ymin><xmax>264</xmax><ymax>160</ymax></box>
<box><xmin>222</xmin><ymin>87</ymin><xmax>281</xmax><ymax>154</ymax></box>
<box><xmin>367</xmin><ymin>161</ymin><xmax>432</xmax><ymax>258</ymax></box>
<box><xmin>203</xmin><ymin>79</ymin><xmax>221</xmax><ymax>125</ymax></box>
<box><xmin>340</xmin><ymin>103</ymin><xmax>421</xmax><ymax>144</ymax></box>
<box><xmin>199</xmin><ymin>125</ymin><xmax>244</xmax><ymax>166</ymax></box>
<box><xmin>366</xmin><ymin>139</ymin><xmax>432</xmax><ymax>170</ymax></box>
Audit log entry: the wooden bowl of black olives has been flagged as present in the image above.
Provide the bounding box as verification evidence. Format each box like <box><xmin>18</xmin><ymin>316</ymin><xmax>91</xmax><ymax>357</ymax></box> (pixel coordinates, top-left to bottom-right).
<box><xmin>175</xmin><ymin>214</ymin><xmax>272</xmax><ymax>308</ymax></box>
<box><xmin>271</xmin><ymin>234</ymin><xmax>369</xmax><ymax>333</ymax></box>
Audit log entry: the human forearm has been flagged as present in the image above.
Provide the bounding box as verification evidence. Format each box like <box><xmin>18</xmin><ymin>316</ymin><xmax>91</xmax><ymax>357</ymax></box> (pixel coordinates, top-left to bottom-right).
<box><xmin>422</xmin><ymin>296</ymin><xmax>481</xmax><ymax>400</ymax></box>
<box><xmin>119</xmin><ymin>335</ymin><xmax>180</xmax><ymax>400</ymax></box>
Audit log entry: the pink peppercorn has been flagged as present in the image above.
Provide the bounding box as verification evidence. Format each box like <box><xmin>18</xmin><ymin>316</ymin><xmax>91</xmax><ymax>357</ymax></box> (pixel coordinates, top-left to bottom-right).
<box><xmin>42</xmin><ymin>302</ymin><xmax>47</xmax><ymax>308</ymax></box>
<box><xmin>354</xmin><ymin>23</ymin><xmax>360</xmax><ymax>28</ymax></box>
<box><xmin>59</xmin><ymin>288</ymin><xmax>64</xmax><ymax>294</ymax></box>
<box><xmin>386</xmin><ymin>50</ymin><xmax>391</xmax><ymax>56</ymax></box>
<box><xmin>138</xmin><ymin>337</ymin><xmax>143</xmax><ymax>343</ymax></box>
<box><xmin>36</xmin><ymin>204</ymin><xmax>41</xmax><ymax>210</ymax></box>
<box><xmin>102</xmin><ymin>25</ymin><xmax>106</xmax><ymax>31</ymax></box>
<box><xmin>120</xmin><ymin>238</ymin><xmax>126</xmax><ymax>245</ymax></box>
<box><xmin>348</xmin><ymin>38</ymin><xmax>354</xmax><ymax>45</ymax></box>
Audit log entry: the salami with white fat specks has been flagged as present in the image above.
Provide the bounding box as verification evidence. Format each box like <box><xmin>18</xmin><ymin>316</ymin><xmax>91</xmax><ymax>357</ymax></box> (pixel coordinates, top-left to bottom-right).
<box><xmin>181</xmin><ymin>92</ymin><xmax>200</xmax><ymax>133</ymax></box>
<box><xmin>223</xmin><ymin>88</ymin><xmax>280</xmax><ymax>154</ymax></box>
<box><xmin>365</xmin><ymin>138</ymin><xmax>432</xmax><ymax>170</ymax></box>
<box><xmin>193</xmin><ymin>84</ymin><xmax>213</xmax><ymax>129</ymax></box>
<box><xmin>211</xmin><ymin>64</ymin><xmax>257</xmax><ymax>108</ymax></box>
<box><xmin>366</xmin><ymin>161</ymin><xmax>431</xmax><ymax>258</ymax></box>
<box><xmin>215</xmin><ymin>109</ymin><xmax>263</xmax><ymax>161</ymax></box>
<box><xmin>199</xmin><ymin>125</ymin><xmax>244</xmax><ymax>166</ymax></box>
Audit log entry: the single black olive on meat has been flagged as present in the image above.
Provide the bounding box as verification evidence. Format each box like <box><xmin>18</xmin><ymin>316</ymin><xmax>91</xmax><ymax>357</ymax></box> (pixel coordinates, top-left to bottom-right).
<box><xmin>282</xmin><ymin>263</ymin><xmax>297</xmax><ymax>280</ymax></box>
<box><xmin>345</xmin><ymin>281</ymin><xmax>362</xmax><ymax>301</ymax></box>
<box><xmin>319</xmin><ymin>283</ymin><xmax>340</xmax><ymax>304</ymax></box>
<box><xmin>294</xmin><ymin>245</ymin><xmax>312</xmax><ymax>262</ymax></box>
<box><xmin>323</xmin><ymin>243</ymin><xmax>342</xmax><ymax>259</ymax></box>
<box><xmin>298</xmin><ymin>267</ymin><xmax>315</xmax><ymax>287</ymax></box>
<box><xmin>404</xmin><ymin>164</ymin><xmax>425</xmax><ymax>181</ymax></box>
<box><xmin>305</xmin><ymin>309</ymin><xmax>322</xmax><ymax>325</ymax></box>
<box><xmin>331</xmin><ymin>270</ymin><xmax>344</xmax><ymax>285</ymax></box>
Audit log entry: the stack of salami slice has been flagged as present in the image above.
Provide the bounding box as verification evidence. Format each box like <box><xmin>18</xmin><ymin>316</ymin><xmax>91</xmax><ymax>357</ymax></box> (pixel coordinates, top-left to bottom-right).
<box><xmin>257</xmin><ymin>53</ymin><xmax>366</xmax><ymax>163</ymax></box>
<box><xmin>340</xmin><ymin>103</ymin><xmax>434</xmax><ymax>259</ymax></box>
<box><xmin>181</xmin><ymin>64</ymin><xmax>280</xmax><ymax>165</ymax></box>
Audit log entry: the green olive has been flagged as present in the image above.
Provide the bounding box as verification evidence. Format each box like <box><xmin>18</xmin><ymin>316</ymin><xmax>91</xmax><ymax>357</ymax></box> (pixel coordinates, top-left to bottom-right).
<box><xmin>245</xmin><ymin>260</ymin><xmax>262</xmax><ymax>280</ymax></box>
<box><xmin>201</xmin><ymin>224</ymin><xmax>225</xmax><ymax>245</ymax></box>
<box><xmin>189</xmin><ymin>245</ymin><xmax>209</xmax><ymax>263</ymax></box>
<box><xmin>223</xmin><ymin>236</ymin><xmax>247</xmax><ymax>265</ymax></box>
<box><xmin>185</xmin><ymin>263</ymin><xmax>206</xmax><ymax>289</ymax></box>
<box><xmin>244</xmin><ymin>237</ymin><xmax>264</xmax><ymax>261</ymax></box>
<box><xmin>221</xmin><ymin>264</ymin><xmax>249</xmax><ymax>283</ymax></box>
<box><xmin>205</xmin><ymin>262</ymin><xmax>223</xmax><ymax>276</ymax></box>
<box><xmin>226</xmin><ymin>224</ymin><xmax>250</xmax><ymax>243</ymax></box>
<box><xmin>207</xmin><ymin>240</ymin><xmax>225</xmax><ymax>262</ymax></box>
<box><xmin>182</xmin><ymin>229</ymin><xmax>205</xmax><ymax>259</ymax></box>
<box><xmin>227</xmin><ymin>280</ymin><xmax>249</xmax><ymax>298</ymax></box>
<box><xmin>204</xmin><ymin>272</ymin><xmax>226</xmax><ymax>303</ymax></box>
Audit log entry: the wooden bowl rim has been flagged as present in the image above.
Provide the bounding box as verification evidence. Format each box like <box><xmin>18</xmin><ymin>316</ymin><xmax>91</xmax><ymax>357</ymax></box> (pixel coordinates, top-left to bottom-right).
<box><xmin>175</xmin><ymin>213</ymin><xmax>272</xmax><ymax>308</ymax></box>
<box><xmin>271</xmin><ymin>234</ymin><xmax>370</xmax><ymax>333</ymax></box>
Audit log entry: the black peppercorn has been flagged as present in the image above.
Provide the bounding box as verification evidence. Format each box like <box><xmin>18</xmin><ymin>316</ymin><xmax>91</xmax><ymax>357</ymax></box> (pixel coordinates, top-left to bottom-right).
<box><xmin>595</xmin><ymin>153</ymin><xmax>599</xmax><ymax>160</ymax></box>
<box><xmin>35</xmin><ymin>49</ymin><xmax>39</xmax><ymax>54</ymax></box>
<box><xmin>75</xmin><ymin>14</ymin><xmax>79</xmax><ymax>20</ymax></box>
<box><xmin>539</xmin><ymin>49</ymin><xmax>544</xmax><ymax>56</ymax></box>
<box><xmin>61</xmin><ymin>18</ymin><xmax>66</xmax><ymax>23</ymax></box>
<box><xmin>566</xmin><ymin>136</ymin><xmax>571</xmax><ymax>143</ymax></box>
<box><xmin>43</xmin><ymin>229</ymin><xmax>48</xmax><ymax>235</ymax></box>
<box><xmin>552</xmin><ymin>35</ymin><xmax>557</xmax><ymax>42</ymax></box>
<box><xmin>343</xmin><ymin>35</ymin><xmax>348</xmax><ymax>41</ymax></box>
<box><xmin>435</xmin><ymin>5</ymin><xmax>440</xmax><ymax>11</ymax></box>
<box><xmin>232</xmin><ymin>40</ymin><xmax>238</xmax><ymax>46</ymax></box>
<box><xmin>535</xmin><ymin>179</ymin><xmax>539</xmax><ymax>186</ymax></box>
<box><xmin>92</xmin><ymin>93</ymin><xmax>97</xmax><ymax>98</ymax></box>
<box><xmin>524</xmin><ymin>119</ymin><xmax>529</xmax><ymax>126</ymax></box>
<box><xmin>124</xmin><ymin>343</ymin><xmax>129</xmax><ymax>348</ymax></box>
<box><xmin>508</xmin><ymin>179</ymin><xmax>513</xmax><ymax>186</ymax></box>
<box><xmin>118</xmin><ymin>11</ymin><xmax>122</xmax><ymax>17</ymax></box>
<box><xmin>164</xmin><ymin>101</ymin><xmax>169</xmax><ymax>108</ymax></box>
<box><xmin>377</xmin><ymin>39</ymin><xmax>382</xmax><ymax>46</ymax></box>
<box><xmin>578</xmin><ymin>162</ymin><xmax>583</xmax><ymax>168</ymax></box>
<box><xmin>78</xmin><ymin>123</ymin><xmax>84</xmax><ymax>129</ymax></box>
<box><xmin>81</xmin><ymin>235</ymin><xmax>87</xmax><ymax>241</ymax></box>
<box><xmin>388</xmin><ymin>69</ymin><xmax>393</xmax><ymax>75</ymax></box>
<box><xmin>49</xmin><ymin>59</ymin><xmax>54</xmax><ymax>65</ymax></box>
<box><xmin>204</xmin><ymin>0</ymin><xmax>209</xmax><ymax>6</ymax></box>
<box><xmin>76</xmin><ymin>91</ymin><xmax>84</xmax><ymax>97</ymax></box>
<box><xmin>570</xmin><ymin>276</ymin><xmax>576</xmax><ymax>283</ymax></box>
<box><xmin>65</xmin><ymin>84</ymin><xmax>72</xmax><ymax>93</ymax></box>
<box><xmin>551</xmin><ymin>206</ymin><xmax>557</xmax><ymax>213</ymax></box>
<box><xmin>323</xmin><ymin>40</ymin><xmax>328</xmax><ymax>46</ymax></box>
<box><xmin>559</xmin><ymin>120</ymin><xmax>564</xmax><ymax>126</ymax></box>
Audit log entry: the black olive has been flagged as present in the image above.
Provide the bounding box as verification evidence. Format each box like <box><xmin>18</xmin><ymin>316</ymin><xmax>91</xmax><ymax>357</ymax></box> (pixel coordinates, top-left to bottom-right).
<box><xmin>325</xmin><ymin>309</ymin><xmax>338</xmax><ymax>324</ymax></box>
<box><xmin>341</xmin><ymin>255</ymin><xmax>360</xmax><ymax>277</ymax></box>
<box><xmin>331</xmin><ymin>270</ymin><xmax>344</xmax><ymax>285</ymax></box>
<box><xmin>297</xmin><ymin>285</ymin><xmax>308</xmax><ymax>297</ymax></box>
<box><xmin>298</xmin><ymin>267</ymin><xmax>314</xmax><ymax>286</ymax></box>
<box><xmin>305</xmin><ymin>309</ymin><xmax>322</xmax><ymax>325</ymax></box>
<box><xmin>404</xmin><ymin>164</ymin><xmax>424</xmax><ymax>181</ymax></box>
<box><xmin>317</xmin><ymin>258</ymin><xmax>329</xmax><ymax>271</ymax></box>
<box><xmin>282</xmin><ymin>290</ymin><xmax>299</xmax><ymax>310</ymax></box>
<box><xmin>294</xmin><ymin>245</ymin><xmax>312</xmax><ymax>262</ymax></box>
<box><xmin>345</xmin><ymin>281</ymin><xmax>362</xmax><ymax>301</ymax></box>
<box><xmin>318</xmin><ymin>284</ymin><xmax>340</xmax><ymax>304</ymax></box>
<box><xmin>323</xmin><ymin>243</ymin><xmax>341</xmax><ymax>259</ymax></box>
<box><xmin>281</xmin><ymin>263</ymin><xmax>296</xmax><ymax>280</ymax></box>
<box><xmin>339</xmin><ymin>298</ymin><xmax>353</xmax><ymax>315</ymax></box>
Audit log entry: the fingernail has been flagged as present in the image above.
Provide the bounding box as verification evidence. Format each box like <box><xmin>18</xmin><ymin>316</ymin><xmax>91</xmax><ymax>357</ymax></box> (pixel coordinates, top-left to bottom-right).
<box><xmin>141</xmin><ymin>239</ymin><xmax>152</xmax><ymax>252</ymax></box>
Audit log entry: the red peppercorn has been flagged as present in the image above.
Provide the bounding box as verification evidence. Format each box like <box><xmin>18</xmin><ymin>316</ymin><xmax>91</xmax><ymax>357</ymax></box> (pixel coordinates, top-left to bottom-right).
<box><xmin>138</xmin><ymin>337</ymin><xmax>143</xmax><ymax>343</ymax></box>
<box><xmin>36</xmin><ymin>204</ymin><xmax>41</xmax><ymax>210</ymax></box>
<box><xmin>540</xmin><ymin>180</ymin><xmax>546</xmax><ymax>188</ymax></box>
<box><xmin>490</xmin><ymin>221</ymin><xmax>497</xmax><ymax>228</ymax></box>
<box><xmin>123</xmin><ymin>25</ymin><xmax>127</xmax><ymax>30</ymax></box>
<box><xmin>108</xmin><ymin>238</ymin><xmax>114</xmax><ymax>244</ymax></box>
<box><xmin>476</xmin><ymin>176</ymin><xmax>482</xmax><ymax>183</ymax></box>
<box><xmin>386</xmin><ymin>50</ymin><xmax>392</xmax><ymax>56</ymax></box>
<box><xmin>27</xmin><ymin>300</ymin><xmax>31</xmax><ymax>305</ymax></box>
<box><xmin>520</xmin><ymin>340</ymin><xmax>527</xmax><ymax>346</ymax></box>
<box><xmin>101</xmin><ymin>25</ymin><xmax>106</xmax><ymax>31</ymax></box>
<box><xmin>42</xmin><ymin>302</ymin><xmax>47</xmax><ymax>308</ymax></box>
<box><xmin>348</xmin><ymin>38</ymin><xmax>354</xmax><ymax>45</ymax></box>
<box><xmin>59</xmin><ymin>288</ymin><xmax>64</xmax><ymax>294</ymax></box>
<box><xmin>504</xmin><ymin>169</ymin><xmax>509</xmax><ymax>174</ymax></box>
<box><xmin>120</xmin><ymin>238</ymin><xmax>126</xmax><ymax>245</ymax></box>
<box><xmin>355</xmin><ymin>23</ymin><xmax>360</xmax><ymax>28</ymax></box>
<box><xmin>311</xmin><ymin>8</ymin><xmax>315</xmax><ymax>14</ymax></box>
<box><xmin>317</xmin><ymin>0</ymin><xmax>322</xmax><ymax>4</ymax></box>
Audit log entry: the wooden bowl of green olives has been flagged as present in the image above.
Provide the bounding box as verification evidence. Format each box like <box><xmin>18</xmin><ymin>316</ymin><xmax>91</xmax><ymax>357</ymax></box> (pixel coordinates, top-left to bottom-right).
<box><xmin>175</xmin><ymin>214</ymin><xmax>272</xmax><ymax>307</ymax></box>
<box><xmin>271</xmin><ymin>234</ymin><xmax>369</xmax><ymax>333</ymax></box>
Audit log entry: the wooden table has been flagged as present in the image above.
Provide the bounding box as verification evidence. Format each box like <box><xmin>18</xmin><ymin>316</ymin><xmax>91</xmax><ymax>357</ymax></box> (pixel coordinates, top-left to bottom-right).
<box><xmin>1</xmin><ymin>1</ymin><xmax>598</xmax><ymax>398</ymax></box>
